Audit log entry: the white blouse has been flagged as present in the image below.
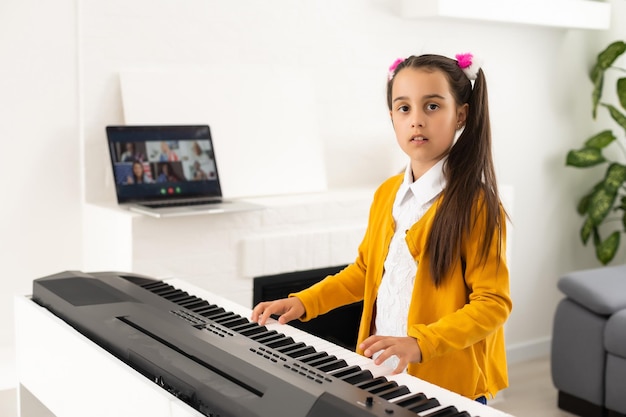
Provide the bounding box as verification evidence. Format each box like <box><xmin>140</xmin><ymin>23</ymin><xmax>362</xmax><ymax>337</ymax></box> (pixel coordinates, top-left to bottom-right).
<box><xmin>373</xmin><ymin>158</ymin><xmax>446</xmax><ymax>371</ymax></box>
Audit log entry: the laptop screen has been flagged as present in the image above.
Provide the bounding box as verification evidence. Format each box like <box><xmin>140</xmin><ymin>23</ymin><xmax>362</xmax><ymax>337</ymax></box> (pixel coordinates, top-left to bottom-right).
<box><xmin>106</xmin><ymin>125</ymin><xmax>222</xmax><ymax>204</ymax></box>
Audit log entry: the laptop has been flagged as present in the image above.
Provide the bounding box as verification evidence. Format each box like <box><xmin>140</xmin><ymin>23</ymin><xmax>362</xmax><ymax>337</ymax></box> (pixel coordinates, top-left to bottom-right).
<box><xmin>106</xmin><ymin>125</ymin><xmax>262</xmax><ymax>218</ymax></box>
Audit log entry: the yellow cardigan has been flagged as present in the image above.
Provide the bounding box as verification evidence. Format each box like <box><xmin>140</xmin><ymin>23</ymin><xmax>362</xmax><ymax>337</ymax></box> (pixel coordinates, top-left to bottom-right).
<box><xmin>293</xmin><ymin>174</ymin><xmax>512</xmax><ymax>399</ymax></box>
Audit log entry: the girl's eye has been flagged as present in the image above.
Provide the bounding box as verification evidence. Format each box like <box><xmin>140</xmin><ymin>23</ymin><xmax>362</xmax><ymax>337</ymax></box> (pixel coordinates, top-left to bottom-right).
<box><xmin>426</xmin><ymin>103</ymin><xmax>439</xmax><ymax>111</ymax></box>
<box><xmin>397</xmin><ymin>105</ymin><xmax>409</xmax><ymax>113</ymax></box>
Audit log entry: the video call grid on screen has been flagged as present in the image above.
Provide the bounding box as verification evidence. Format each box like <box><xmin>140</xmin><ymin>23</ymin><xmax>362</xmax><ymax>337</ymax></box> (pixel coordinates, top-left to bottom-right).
<box><xmin>107</xmin><ymin>126</ymin><xmax>223</xmax><ymax>202</ymax></box>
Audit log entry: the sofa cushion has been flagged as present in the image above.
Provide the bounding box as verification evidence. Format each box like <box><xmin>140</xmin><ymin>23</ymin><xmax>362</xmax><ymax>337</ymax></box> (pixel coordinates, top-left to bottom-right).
<box><xmin>605</xmin><ymin>309</ymin><xmax>626</xmax><ymax>358</ymax></box>
<box><xmin>558</xmin><ymin>264</ymin><xmax>626</xmax><ymax>315</ymax></box>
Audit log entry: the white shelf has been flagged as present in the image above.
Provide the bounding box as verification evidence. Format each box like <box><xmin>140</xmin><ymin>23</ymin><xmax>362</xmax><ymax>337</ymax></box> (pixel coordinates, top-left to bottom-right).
<box><xmin>400</xmin><ymin>0</ymin><xmax>611</xmax><ymax>30</ymax></box>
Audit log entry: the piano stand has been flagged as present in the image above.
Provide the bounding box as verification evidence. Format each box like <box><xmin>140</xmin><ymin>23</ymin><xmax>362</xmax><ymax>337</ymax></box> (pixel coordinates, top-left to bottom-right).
<box><xmin>14</xmin><ymin>295</ymin><xmax>204</xmax><ymax>417</ymax></box>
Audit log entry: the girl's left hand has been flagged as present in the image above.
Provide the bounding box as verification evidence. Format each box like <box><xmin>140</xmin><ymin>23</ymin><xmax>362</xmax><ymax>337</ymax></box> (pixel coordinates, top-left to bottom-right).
<box><xmin>359</xmin><ymin>335</ymin><xmax>422</xmax><ymax>374</ymax></box>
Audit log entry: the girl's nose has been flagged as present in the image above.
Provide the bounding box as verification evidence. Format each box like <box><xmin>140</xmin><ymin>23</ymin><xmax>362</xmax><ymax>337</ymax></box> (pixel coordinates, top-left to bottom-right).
<box><xmin>410</xmin><ymin>115</ymin><xmax>424</xmax><ymax>128</ymax></box>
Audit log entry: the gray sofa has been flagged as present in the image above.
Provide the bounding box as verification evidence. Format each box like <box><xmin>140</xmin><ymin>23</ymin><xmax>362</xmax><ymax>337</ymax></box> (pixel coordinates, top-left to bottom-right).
<box><xmin>551</xmin><ymin>264</ymin><xmax>626</xmax><ymax>417</ymax></box>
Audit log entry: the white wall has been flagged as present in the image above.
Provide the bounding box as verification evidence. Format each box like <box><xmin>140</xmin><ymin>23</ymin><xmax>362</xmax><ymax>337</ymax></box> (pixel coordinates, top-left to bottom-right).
<box><xmin>0</xmin><ymin>0</ymin><xmax>82</xmax><ymax>388</ymax></box>
<box><xmin>2</xmin><ymin>0</ymin><xmax>625</xmax><ymax>388</ymax></box>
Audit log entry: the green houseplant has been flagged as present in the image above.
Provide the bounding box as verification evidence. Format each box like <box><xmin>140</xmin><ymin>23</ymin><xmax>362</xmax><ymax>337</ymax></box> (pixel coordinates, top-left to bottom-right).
<box><xmin>566</xmin><ymin>40</ymin><xmax>626</xmax><ymax>265</ymax></box>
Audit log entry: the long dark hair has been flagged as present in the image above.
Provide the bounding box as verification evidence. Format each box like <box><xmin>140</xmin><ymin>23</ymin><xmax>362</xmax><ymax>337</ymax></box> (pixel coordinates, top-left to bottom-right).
<box><xmin>387</xmin><ymin>54</ymin><xmax>505</xmax><ymax>286</ymax></box>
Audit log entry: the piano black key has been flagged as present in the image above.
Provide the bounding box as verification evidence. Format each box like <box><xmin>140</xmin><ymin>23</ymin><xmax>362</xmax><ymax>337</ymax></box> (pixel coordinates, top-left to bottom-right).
<box><xmin>423</xmin><ymin>405</ymin><xmax>463</xmax><ymax>417</ymax></box>
<box><xmin>251</xmin><ymin>330</ymin><xmax>285</xmax><ymax>346</ymax></box>
<box><xmin>185</xmin><ymin>300</ymin><xmax>211</xmax><ymax>311</ymax></box>
<box><xmin>306</xmin><ymin>354</ymin><xmax>338</xmax><ymax>367</ymax></box>
<box><xmin>368</xmin><ymin>381</ymin><xmax>399</xmax><ymax>395</ymax></box>
<box><xmin>340</xmin><ymin>369</ymin><xmax>374</xmax><ymax>385</ymax></box>
<box><xmin>194</xmin><ymin>305</ymin><xmax>224</xmax><ymax>316</ymax></box>
<box><xmin>165</xmin><ymin>291</ymin><xmax>191</xmax><ymax>302</ymax></box>
<box><xmin>144</xmin><ymin>285</ymin><xmax>174</xmax><ymax>295</ymax></box>
<box><xmin>163</xmin><ymin>288</ymin><xmax>185</xmax><ymax>295</ymax></box>
<box><xmin>141</xmin><ymin>281</ymin><xmax>169</xmax><ymax>289</ymax></box>
<box><xmin>203</xmin><ymin>310</ymin><xmax>232</xmax><ymax>321</ymax></box>
<box><xmin>228</xmin><ymin>321</ymin><xmax>256</xmax><ymax>331</ymax></box>
<box><xmin>211</xmin><ymin>312</ymin><xmax>237</xmax><ymax>321</ymax></box>
<box><xmin>316</xmin><ymin>358</ymin><xmax>348</xmax><ymax>372</ymax></box>
<box><xmin>265</xmin><ymin>336</ymin><xmax>295</xmax><ymax>349</ymax></box>
<box><xmin>284</xmin><ymin>345</ymin><xmax>316</xmax><ymax>359</ymax></box>
<box><xmin>393</xmin><ymin>392</ymin><xmax>428</xmax><ymax>407</ymax></box>
<box><xmin>230</xmin><ymin>322</ymin><xmax>265</xmax><ymax>335</ymax></box>
<box><xmin>378</xmin><ymin>385</ymin><xmax>411</xmax><ymax>400</ymax></box>
<box><xmin>179</xmin><ymin>298</ymin><xmax>208</xmax><ymax>309</ymax></box>
<box><xmin>329</xmin><ymin>365</ymin><xmax>362</xmax><ymax>379</ymax></box>
<box><xmin>354</xmin><ymin>376</ymin><xmax>389</xmax><ymax>390</ymax></box>
<box><xmin>144</xmin><ymin>281</ymin><xmax>172</xmax><ymax>290</ymax></box>
<box><xmin>249</xmin><ymin>330</ymin><xmax>279</xmax><ymax>342</ymax></box>
<box><xmin>275</xmin><ymin>342</ymin><xmax>306</xmax><ymax>354</ymax></box>
<box><xmin>297</xmin><ymin>351</ymin><xmax>328</xmax><ymax>364</ymax></box>
<box><xmin>219</xmin><ymin>316</ymin><xmax>249</xmax><ymax>328</ymax></box>
<box><xmin>173</xmin><ymin>294</ymin><xmax>194</xmax><ymax>306</ymax></box>
<box><xmin>153</xmin><ymin>287</ymin><xmax>179</xmax><ymax>297</ymax></box>
<box><xmin>408</xmin><ymin>397</ymin><xmax>441</xmax><ymax>413</ymax></box>
<box><xmin>212</xmin><ymin>312</ymin><xmax>239</xmax><ymax>321</ymax></box>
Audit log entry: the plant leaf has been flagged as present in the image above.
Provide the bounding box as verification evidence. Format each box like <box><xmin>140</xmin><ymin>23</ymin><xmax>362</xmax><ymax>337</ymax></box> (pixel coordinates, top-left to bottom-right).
<box><xmin>592</xmin><ymin>74</ymin><xmax>603</xmax><ymax>119</ymax></box>
<box><xmin>580</xmin><ymin>217</ymin><xmax>594</xmax><ymax>244</ymax></box>
<box><xmin>591</xmin><ymin>41</ymin><xmax>626</xmax><ymax>118</ymax></box>
<box><xmin>592</xmin><ymin>225</ymin><xmax>601</xmax><ymax>246</ymax></box>
<box><xmin>618</xmin><ymin>78</ymin><xmax>626</xmax><ymax>111</ymax></box>
<box><xmin>604</xmin><ymin>163</ymin><xmax>626</xmax><ymax>193</ymax></box>
<box><xmin>585</xmin><ymin>130</ymin><xmax>616</xmax><ymax>149</ymax></box>
<box><xmin>566</xmin><ymin>147</ymin><xmax>606</xmax><ymax>167</ymax></box>
<box><xmin>577</xmin><ymin>182</ymin><xmax>604</xmax><ymax>214</ymax></box>
<box><xmin>601</xmin><ymin>104</ymin><xmax>626</xmax><ymax>132</ymax></box>
<box><xmin>588</xmin><ymin>186</ymin><xmax>617</xmax><ymax>225</ymax></box>
<box><xmin>577</xmin><ymin>194</ymin><xmax>591</xmax><ymax>215</ymax></box>
<box><xmin>595</xmin><ymin>231</ymin><xmax>620</xmax><ymax>265</ymax></box>
<box><xmin>594</xmin><ymin>41</ymin><xmax>626</xmax><ymax>73</ymax></box>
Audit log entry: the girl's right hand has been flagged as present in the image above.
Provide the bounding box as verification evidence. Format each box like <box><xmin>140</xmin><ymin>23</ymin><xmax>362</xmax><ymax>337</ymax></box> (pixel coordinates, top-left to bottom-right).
<box><xmin>250</xmin><ymin>297</ymin><xmax>305</xmax><ymax>326</ymax></box>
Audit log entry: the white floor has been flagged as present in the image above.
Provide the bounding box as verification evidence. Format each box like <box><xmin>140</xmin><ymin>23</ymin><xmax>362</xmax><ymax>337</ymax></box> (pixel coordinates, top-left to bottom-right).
<box><xmin>491</xmin><ymin>356</ymin><xmax>577</xmax><ymax>417</ymax></box>
<box><xmin>0</xmin><ymin>355</ymin><xmax>578</xmax><ymax>417</ymax></box>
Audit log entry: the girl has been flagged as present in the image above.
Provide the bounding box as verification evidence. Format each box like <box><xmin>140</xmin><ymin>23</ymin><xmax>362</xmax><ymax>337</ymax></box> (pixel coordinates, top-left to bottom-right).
<box><xmin>251</xmin><ymin>53</ymin><xmax>512</xmax><ymax>402</ymax></box>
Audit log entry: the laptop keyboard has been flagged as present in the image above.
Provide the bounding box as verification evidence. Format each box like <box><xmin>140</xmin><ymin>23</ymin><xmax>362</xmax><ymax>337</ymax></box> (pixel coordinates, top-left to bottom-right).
<box><xmin>143</xmin><ymin>199</ymin><xmax>222</xmax><ymax>209</ymax></box>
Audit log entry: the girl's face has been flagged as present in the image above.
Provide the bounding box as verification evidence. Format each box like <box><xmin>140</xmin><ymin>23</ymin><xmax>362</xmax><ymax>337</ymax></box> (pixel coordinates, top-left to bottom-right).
<box><xmin>390</xmin><ymin>67</ymin><xmax>467</xmax><ymax>180</ymax></box>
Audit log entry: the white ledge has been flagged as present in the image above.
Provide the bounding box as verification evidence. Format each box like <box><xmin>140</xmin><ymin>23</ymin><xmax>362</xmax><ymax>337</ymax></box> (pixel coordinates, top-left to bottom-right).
<box><xmin>399</xmin><ymin>0</ymin><xmax>611</xmax><ymax>30</ymax></box>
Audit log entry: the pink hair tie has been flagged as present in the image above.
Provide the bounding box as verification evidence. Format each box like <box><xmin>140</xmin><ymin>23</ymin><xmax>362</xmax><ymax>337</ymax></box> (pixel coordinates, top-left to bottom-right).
<box><xmin>455</xmin><ymin>52</ymin><xmax>482</xmax><ymax>80</ymax></box>
<box><xmin>388</xmin><ymin>57</ymin><xmax>405</xmax><ymax>81</ymax></box>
